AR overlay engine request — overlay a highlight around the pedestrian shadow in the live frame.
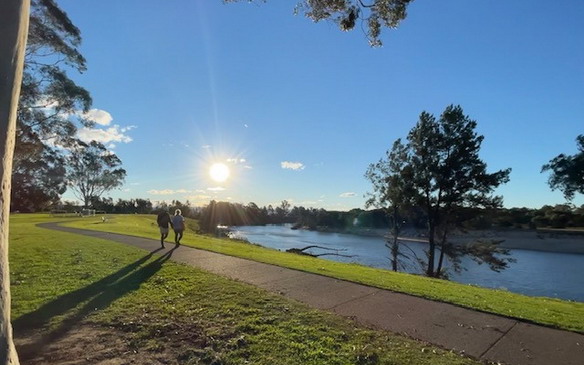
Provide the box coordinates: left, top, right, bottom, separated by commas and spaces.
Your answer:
15, 246, 178, 361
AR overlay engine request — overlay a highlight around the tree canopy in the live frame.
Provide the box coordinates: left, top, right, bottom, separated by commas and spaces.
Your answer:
542, 135, 584, 201
66, 141, 126, 208
228, 0, 413, 46
12, 0, 94, 211
367, 105, 512, 277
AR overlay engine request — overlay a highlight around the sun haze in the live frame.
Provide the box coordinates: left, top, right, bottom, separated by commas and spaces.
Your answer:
209, 163, 230, 183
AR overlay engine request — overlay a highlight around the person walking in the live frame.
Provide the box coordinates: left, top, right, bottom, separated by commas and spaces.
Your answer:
172, 209, 185, 245
156, 210, 173, 248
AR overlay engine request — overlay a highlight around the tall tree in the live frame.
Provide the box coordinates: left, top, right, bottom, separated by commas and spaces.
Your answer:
66, 141, 126, 208
0, 0, 30, 362
371, 105, 512, 278
228, 0, 413, 46
13, 0, 93, 211
365, 139, 413, 271
542, 135, 584, 201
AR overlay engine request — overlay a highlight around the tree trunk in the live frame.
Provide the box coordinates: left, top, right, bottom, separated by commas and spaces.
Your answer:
426, 223, 436, 277
0, 0, 30, 363
436, 227, 448, 277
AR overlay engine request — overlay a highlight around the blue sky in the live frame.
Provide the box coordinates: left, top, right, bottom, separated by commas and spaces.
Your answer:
58, 0, 584, 210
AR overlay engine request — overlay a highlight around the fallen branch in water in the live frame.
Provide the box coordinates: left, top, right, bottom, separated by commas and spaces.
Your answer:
286, 245, 355, 258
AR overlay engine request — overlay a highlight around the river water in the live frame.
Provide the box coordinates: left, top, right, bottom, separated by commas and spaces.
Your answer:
231, 225, 584, 302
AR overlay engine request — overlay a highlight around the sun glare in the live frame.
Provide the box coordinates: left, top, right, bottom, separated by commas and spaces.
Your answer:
210, 163, 230, 183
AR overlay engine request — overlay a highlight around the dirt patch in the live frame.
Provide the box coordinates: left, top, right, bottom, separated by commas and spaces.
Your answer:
15, 322, 213, 365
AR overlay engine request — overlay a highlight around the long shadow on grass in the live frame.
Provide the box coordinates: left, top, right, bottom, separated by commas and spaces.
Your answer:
15, 246, 178, 361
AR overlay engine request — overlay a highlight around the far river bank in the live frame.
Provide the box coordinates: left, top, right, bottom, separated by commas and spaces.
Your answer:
293, 226, 584, 255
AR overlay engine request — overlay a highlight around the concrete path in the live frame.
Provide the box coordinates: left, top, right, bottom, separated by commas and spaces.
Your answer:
40, 223, 584, 365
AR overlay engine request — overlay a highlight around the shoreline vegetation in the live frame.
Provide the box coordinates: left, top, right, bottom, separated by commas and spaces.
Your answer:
291, 224, 584, 255
59, 214, 584, 333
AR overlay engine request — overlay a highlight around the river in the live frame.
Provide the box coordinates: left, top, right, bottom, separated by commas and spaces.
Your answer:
230, 224, 584, 302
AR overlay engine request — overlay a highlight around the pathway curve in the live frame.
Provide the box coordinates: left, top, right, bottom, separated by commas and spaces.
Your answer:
39, 223, 584, 365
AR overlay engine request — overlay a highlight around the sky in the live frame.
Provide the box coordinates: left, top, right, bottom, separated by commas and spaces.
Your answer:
57, 0, 584, 210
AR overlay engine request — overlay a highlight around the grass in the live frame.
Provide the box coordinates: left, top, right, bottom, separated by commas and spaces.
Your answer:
9, 213, 478, 364
62, 213, 584, 333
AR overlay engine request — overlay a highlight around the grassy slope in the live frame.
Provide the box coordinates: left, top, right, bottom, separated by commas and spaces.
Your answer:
63, 214, 584, 333
10, 214, 478, 365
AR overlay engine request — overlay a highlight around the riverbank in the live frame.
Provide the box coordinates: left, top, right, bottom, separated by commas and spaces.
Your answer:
299, 226, 584, 255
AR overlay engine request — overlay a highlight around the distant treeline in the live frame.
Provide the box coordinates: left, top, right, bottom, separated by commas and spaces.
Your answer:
52, 197, 584, 232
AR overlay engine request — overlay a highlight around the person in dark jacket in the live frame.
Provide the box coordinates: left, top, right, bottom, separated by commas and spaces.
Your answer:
156, 210, 173, 248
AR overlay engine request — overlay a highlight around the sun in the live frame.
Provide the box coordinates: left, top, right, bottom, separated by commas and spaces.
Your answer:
209, 163, 230, 183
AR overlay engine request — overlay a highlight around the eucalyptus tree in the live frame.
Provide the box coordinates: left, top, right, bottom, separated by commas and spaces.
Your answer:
0, 1, 30, 362
66, 141, 127, 208
227, 0, 413, 46
13, 0, 93, 211
542, 135, 584, 201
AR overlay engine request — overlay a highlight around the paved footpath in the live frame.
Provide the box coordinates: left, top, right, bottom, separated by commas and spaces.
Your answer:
40, 223, 584, 365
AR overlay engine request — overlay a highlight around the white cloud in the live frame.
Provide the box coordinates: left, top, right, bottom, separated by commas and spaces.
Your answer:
227, 158, 246, 164
148, 189, 191, 195
243, 165, 253, 169
77, 125, 134, 145
340, 192, 356, 198
281, 161, 305, 170
148, 189, 175, 195
207, 187, 226, 192
83, 109, 113, 126
202, 145, 211, 149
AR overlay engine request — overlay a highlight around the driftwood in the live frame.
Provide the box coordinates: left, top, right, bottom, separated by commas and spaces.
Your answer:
286, 245, 355, 258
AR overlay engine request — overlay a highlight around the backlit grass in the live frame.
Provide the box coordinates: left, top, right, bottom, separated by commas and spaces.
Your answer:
10, 214, 477, 364
62, 213, 584, 333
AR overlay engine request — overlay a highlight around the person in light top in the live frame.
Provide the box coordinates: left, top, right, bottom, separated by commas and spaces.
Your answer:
171, 209, 185, 245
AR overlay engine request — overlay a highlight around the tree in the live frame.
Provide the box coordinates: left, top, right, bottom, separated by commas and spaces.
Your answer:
228, 0, 413, 47
542, 135, 584, 201
371, 105, 512, 278
0, 0, 30, 362
66, 141, 126, 208
12, 0, 93, 211
365, 139, 413, 271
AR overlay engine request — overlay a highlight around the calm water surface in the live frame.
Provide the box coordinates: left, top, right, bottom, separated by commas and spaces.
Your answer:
231, 224, 584, 302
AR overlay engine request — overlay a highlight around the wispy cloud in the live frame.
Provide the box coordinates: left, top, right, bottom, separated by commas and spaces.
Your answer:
207, 187, 226, 192
148, 189, 191, 195
281, 161, 305, 170
227, 158, 246, 164
339, 192, 356, 198
201, 145, 211, 149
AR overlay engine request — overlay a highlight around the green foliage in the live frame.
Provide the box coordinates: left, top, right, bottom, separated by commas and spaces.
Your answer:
542, 135, 584, 201
13, 0, 93, 211
228, 0, 413, 47
64, 214, 584, 333
367, 105, 512, 277
66, 141, 126, 207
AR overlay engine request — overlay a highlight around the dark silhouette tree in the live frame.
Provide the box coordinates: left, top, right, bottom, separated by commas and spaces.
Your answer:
365, 139, 414, 271
542, 135, 584, 201
370, 105, 512, 278
66, 141, 126, 208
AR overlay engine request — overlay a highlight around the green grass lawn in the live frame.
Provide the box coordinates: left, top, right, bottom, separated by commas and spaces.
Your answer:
61, 213, 584, 333
10, 214, 478, 364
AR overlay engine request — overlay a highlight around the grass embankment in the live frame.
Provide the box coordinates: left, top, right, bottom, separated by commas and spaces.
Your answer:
10, 214, 477, 364
63, 214, 584, 333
